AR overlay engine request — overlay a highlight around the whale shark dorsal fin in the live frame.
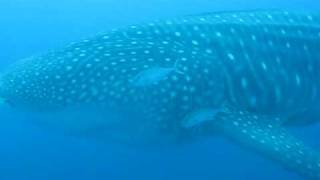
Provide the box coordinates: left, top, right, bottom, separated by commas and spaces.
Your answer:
210, 109, 320, 179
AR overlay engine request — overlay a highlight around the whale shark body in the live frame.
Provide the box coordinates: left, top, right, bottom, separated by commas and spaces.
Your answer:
0, 10, 320, 179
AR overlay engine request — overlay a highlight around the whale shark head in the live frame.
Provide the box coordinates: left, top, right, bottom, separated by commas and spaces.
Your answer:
0, 57, 61, 110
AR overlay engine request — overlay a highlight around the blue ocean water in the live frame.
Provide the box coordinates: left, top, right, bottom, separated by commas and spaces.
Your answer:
0, 0, 320, 180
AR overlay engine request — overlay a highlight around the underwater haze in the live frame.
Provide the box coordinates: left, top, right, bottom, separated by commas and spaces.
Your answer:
1, 0, 320, 180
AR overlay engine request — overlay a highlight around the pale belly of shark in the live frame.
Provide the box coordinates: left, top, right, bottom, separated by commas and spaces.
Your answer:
1, 10, 320, 179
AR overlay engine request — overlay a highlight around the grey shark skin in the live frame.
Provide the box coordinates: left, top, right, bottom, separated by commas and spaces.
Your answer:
1, 10, 320, 179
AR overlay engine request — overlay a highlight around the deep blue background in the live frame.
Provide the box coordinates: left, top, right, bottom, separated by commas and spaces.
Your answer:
0, 0, 320, 180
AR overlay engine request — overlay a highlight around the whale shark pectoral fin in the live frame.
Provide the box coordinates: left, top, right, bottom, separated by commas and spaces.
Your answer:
213, 109, 320, 179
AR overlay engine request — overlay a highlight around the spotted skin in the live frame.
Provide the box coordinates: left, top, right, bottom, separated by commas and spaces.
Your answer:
1, 10, 320, 179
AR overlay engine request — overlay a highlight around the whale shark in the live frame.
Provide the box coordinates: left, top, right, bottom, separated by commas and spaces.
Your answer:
0, 10, 320, 179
